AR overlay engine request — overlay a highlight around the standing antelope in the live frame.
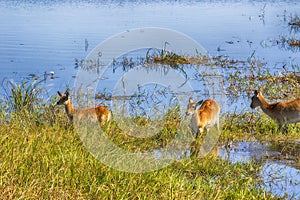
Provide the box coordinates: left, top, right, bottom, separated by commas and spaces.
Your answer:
56, 91, 111, 125
186, 98, 220, 138
250, 90, 300, 132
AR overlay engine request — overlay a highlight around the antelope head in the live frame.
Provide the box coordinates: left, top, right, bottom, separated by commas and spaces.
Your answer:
186, 97, 203, 116
250, 90, 261, 109
56, 91, 70, 106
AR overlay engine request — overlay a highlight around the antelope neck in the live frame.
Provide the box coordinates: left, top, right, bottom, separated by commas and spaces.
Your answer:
258, 94, 273, 114
194, 109, 200, 120
65, 100, 74, 118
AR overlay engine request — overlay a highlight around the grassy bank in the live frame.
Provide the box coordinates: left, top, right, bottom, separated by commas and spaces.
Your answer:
1, 86, 295, 200
1, 55, 300, 199
0, 111, 275, 199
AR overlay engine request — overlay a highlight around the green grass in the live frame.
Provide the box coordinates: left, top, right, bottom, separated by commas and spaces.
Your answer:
2, 54, 299, 199
0, 116, 275, 199
0, 86, 284, 200
221, 112, 300, 142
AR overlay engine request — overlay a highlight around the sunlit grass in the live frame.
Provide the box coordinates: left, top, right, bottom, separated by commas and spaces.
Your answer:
1, 49, 299, 199
0, 81, 285, 199
221, 112, 300, 142
0, 117, 275, 199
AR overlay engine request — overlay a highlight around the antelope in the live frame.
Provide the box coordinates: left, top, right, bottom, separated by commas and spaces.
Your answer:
186, 98, 220, 138
56, 91, 111, 125
250, 90, 300, 132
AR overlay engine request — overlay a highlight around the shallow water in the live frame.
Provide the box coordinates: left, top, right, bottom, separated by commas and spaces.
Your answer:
0, 1, 299, 97
155, 140, 300, 199
219, 141, 300, 199
1, 0, 299, 117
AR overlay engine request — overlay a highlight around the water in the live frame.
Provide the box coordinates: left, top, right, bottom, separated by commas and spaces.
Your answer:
156, 140, 300, 199
1, 0, 299, 116
1, 0, 300, 198
219, 141, 300, 199
0, 0, 299, 96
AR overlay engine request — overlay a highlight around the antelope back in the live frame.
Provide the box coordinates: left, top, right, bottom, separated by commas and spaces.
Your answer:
71, 104, 111, 124
197, 98, 220, 125
56, 90, 111, 125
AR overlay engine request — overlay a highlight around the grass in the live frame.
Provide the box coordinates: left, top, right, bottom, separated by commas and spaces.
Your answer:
0, 81, 289, 199
147, 48, 190, 68
0, 118, 275, 199
221, 112, 300, 142
1, 49, 299, 199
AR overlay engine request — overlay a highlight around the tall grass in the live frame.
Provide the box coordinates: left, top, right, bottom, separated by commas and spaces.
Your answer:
0, 80, 282, 199
3, 79, 43, 113
0, 120, 274, 199
2, 52, 299, 198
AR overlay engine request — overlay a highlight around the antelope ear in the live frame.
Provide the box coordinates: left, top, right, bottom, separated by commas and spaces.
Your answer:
57, 91, 63, 97
65, 90, 69, 97
197, 100, 203, 106
189, 97, 193, 103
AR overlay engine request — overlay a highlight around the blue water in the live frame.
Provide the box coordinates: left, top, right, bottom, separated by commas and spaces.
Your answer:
0, 0, 299, 94
219, 142, 300, 199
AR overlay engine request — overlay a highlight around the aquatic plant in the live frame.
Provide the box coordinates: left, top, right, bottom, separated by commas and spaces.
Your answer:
2, 79, 44, 113
289, 38, 300, 47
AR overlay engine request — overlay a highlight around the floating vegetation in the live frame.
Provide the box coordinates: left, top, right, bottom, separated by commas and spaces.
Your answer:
75, 48, 247, 75
262, 35, 300, 52
288, 14, 300, 33
146, 48, 190, 68
73, 46, 299, 105
227, 64, 300, 101
289, 38, 300, 47
267, 141, 300, 169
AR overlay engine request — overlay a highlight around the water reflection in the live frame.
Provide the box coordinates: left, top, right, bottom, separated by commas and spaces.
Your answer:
159, 139, 300, 199
219, 141, 300, 199
1, 0, 299, 92
261, 162, 300, 199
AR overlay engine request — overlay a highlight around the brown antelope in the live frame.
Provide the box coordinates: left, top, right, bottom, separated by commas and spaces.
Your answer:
186, 98, 220, 138
56, 91, 111, 125
250, 90, 300, 131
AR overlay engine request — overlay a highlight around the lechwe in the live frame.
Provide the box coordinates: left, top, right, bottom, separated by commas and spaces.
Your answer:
250, 90, 300, 132
56, 91, 111, 125
186, 98, 220, 138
